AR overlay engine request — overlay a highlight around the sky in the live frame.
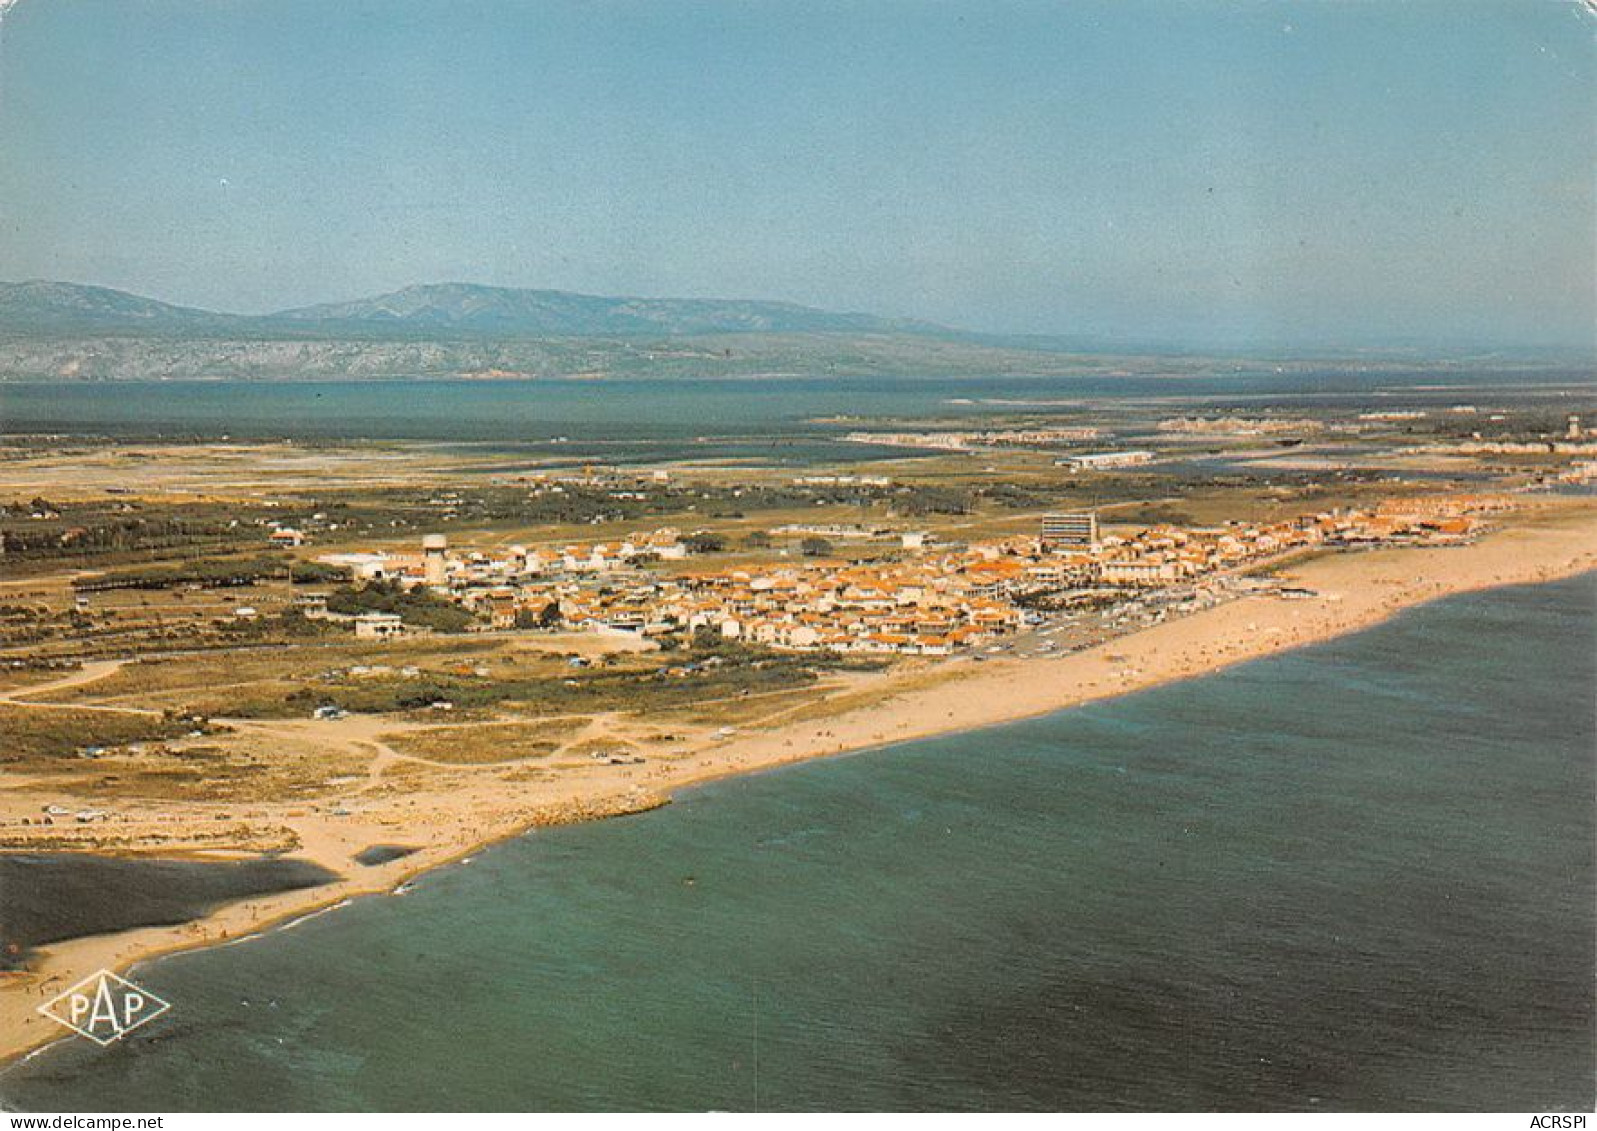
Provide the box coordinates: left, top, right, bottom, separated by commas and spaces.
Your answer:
0, 0, 1591, 351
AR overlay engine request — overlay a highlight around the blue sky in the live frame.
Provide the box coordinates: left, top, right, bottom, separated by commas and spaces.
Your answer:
0, 0, 1591, 350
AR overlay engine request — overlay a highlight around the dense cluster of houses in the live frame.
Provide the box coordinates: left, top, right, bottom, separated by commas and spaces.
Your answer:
313, 494, 1504, 655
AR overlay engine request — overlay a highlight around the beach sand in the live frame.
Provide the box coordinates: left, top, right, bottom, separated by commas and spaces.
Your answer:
2, 496, 1593, 1066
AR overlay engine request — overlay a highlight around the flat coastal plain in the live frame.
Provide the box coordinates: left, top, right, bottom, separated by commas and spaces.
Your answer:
1, 495, 1592, 1065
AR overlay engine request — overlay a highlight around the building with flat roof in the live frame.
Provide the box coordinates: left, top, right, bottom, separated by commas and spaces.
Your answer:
1055, 450, 1155, 471
354, 612, 405, 640
1041, 512, 1098, 549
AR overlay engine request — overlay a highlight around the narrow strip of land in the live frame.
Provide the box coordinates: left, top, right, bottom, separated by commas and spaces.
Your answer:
1, 501, 1592, 1068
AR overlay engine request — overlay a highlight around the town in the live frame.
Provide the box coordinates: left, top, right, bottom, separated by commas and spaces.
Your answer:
306, 493, 1508, 657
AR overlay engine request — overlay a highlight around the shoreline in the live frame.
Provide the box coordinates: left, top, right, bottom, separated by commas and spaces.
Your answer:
2, 497, 1593, 1070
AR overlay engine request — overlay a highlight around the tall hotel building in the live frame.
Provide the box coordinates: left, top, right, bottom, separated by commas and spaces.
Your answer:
1041, 512, 1098, 549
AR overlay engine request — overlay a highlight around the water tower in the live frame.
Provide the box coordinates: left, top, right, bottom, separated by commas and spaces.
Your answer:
423, 534, 448, 586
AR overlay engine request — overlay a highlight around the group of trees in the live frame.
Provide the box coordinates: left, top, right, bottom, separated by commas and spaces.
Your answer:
368, 479, 990, 536
682, 531, 728, 554
323, 580, 474, 633
0, 495, 270, 564
71, 557, 348, 592
666, 530, 834, 556
2, 515, 245, 562
512, 601, 563, 630
1, 497, 60, 517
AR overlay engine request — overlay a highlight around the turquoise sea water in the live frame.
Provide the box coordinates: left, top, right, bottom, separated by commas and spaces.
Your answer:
3, 575, 1593, 1111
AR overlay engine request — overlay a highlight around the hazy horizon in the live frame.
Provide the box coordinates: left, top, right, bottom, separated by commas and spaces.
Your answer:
1, 0, 1592, 353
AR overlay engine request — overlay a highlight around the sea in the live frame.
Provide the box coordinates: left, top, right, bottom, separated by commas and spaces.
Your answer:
5, 374, 1593, 468
2, 574, 1591, 1112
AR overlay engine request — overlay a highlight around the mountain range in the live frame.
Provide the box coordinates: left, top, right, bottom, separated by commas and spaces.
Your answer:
0, 279, 1122, 382
0, 280, 1572, 382
0, 280, 944, 338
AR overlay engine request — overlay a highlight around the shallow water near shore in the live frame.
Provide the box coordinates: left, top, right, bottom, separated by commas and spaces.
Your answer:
3, 574, 1593, 1111
0, 855, 338, 962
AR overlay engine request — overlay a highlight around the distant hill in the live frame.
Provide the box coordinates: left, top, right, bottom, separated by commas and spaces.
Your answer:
0, 281, 249, 334
270, 282, 946, 337
0, 280, 945, 338
1, 279, 1571, 382
0, 280, 1113, 380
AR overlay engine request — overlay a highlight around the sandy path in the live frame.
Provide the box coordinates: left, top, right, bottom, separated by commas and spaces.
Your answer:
0, 661, 130, 707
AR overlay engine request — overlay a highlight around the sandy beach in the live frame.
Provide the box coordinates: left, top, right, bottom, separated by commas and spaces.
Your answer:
2, 496, 1593, 1067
